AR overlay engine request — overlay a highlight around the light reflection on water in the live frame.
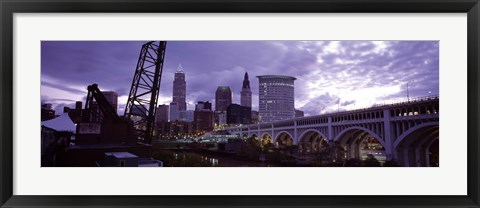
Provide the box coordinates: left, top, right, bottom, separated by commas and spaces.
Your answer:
169, 151, 277, 167
202, 156, 219, 166
173, 152, 219, 166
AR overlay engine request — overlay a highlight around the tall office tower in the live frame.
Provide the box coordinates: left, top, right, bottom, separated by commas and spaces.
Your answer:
101, 91, 118, 112
215, 86, 232, 112
172, 64, 187, 111
240, 72, 252, 108
257, 75, 296, 123
169, 102, 179, 122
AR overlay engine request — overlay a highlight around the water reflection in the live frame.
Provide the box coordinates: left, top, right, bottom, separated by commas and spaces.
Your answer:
171, 152, 219, 167
202, 156, 219, 166
165, 151, 274, 167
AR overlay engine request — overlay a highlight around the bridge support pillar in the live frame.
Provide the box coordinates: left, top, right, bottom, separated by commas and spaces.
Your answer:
349, 142, 356, 159
383, 109, 394, 161
257, 125, 260, 141
294, 120, 298, 144
327, 116, 333, 141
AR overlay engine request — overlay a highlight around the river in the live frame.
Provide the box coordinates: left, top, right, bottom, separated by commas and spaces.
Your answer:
152, 149, 279, 167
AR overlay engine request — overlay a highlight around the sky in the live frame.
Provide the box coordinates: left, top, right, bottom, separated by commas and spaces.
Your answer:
41, 41, 439, 116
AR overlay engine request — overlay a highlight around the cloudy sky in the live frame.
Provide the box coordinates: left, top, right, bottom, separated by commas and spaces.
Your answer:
41, 41, 439, 116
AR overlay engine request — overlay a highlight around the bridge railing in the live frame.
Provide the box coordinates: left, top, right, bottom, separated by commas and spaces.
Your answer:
328, 95, 439, 115
224, 95, 439, 131
380, 95, 439, 107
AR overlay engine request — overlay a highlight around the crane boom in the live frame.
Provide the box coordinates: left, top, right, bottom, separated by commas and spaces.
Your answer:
84, 84, 120, 122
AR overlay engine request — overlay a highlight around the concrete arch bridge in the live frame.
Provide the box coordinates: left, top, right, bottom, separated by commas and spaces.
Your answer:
225, 96, 439, 167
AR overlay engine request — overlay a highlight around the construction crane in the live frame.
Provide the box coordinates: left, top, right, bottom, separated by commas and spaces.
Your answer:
76, 41, 167, 145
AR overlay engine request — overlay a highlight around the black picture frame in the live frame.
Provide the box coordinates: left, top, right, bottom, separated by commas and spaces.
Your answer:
1, 0, 479, 207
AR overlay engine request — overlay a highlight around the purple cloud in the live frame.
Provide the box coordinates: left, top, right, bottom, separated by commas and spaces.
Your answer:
41, 41, 439, 116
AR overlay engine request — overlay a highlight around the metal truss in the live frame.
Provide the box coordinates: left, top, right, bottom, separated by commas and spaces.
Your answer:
124, 41, 167, 144
84, 84, 120, 123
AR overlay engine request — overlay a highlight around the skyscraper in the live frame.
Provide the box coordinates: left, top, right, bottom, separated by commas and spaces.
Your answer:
172, 64, 187, 111
240, 72, 252, 108
215, 86, 232, 112
169, 102, 179, 122
257, 75, 296, 123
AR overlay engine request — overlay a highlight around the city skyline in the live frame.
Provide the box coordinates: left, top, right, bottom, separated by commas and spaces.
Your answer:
41, 41, 439, 116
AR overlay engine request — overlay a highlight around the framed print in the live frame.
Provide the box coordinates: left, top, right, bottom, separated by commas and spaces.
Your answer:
1, 0, 479, 207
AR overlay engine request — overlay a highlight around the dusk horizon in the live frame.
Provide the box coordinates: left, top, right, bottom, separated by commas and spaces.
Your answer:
41, 40, 439, 116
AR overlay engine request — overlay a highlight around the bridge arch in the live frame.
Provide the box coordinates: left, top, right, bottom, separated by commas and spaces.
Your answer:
393, 121, 439, 167
298, 129, 328, 144
393, 121, 439, 149
334, 126, 385, 148
334, 126, 386, 163
274, 131, 294, 148
259, 132, 273, 147
260, 132, 272, 139
298, 129, 328, 154
274, 131, 293, 143
242, 133, 248, 140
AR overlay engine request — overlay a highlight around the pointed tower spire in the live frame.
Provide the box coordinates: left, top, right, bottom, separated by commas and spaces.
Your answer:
240, 71, 252, 108
176, 64, 184, 73
242, 72, 250, 89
